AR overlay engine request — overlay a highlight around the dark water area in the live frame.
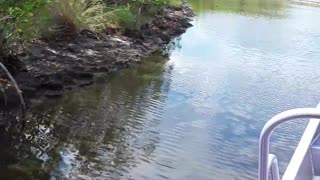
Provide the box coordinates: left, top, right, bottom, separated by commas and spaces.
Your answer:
2, 0, 320, 179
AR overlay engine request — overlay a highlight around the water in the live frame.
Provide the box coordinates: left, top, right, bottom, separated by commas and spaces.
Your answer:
2, 1, 320, 179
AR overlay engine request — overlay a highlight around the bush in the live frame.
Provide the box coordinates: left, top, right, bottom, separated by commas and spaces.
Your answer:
0, 1, 42, 111
0, 0, 49, 50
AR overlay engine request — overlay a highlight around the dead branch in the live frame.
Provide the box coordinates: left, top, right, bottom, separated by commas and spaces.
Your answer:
0, 61, 26, 114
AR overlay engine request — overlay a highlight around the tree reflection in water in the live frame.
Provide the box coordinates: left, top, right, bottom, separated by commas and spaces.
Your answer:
187, 0, 287, 17
0, 52, 174, 179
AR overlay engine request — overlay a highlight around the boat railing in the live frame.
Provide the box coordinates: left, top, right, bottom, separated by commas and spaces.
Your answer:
258, 107, 320, 180
268, 154, 280, 180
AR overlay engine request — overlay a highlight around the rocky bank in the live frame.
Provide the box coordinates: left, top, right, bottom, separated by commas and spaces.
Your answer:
0, 3, 193, 125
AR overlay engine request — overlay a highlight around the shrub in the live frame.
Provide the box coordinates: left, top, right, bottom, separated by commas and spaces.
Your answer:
0, 1, 43, 111
0, 0, 49, 49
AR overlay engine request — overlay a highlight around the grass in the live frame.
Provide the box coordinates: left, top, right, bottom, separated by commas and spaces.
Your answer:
1, 0, 183, 42
169, 0, 184, 8
47, 0, 183, 34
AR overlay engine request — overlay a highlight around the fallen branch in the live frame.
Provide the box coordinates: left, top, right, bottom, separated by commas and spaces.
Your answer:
0, 61, 26, 115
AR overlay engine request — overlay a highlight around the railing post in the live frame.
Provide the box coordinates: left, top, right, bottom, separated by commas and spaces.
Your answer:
258, 108, 320, 180
269, 154, 280, 180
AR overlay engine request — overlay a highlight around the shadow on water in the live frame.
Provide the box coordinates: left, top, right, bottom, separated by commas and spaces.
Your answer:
0, 53, 174, 179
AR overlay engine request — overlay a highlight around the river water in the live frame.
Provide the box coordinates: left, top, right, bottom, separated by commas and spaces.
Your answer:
2, 0, 320, 179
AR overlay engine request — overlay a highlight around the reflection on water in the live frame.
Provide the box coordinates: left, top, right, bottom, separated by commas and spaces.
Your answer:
187, 0, 287, 16
2, 1, 320, 180
0, 54, 173, 179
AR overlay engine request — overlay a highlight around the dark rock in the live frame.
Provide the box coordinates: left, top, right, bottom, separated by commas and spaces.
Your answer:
114, 60, 130, 68
67, 44, 82, 53
89, 66, 109, 72
2, 4, 194, 119
78, 38, 98, 48
20, 87, 37, 96
67, 71, 94, 80
45, 90, 63, 98
41, 81, 63, 91
78, 79, 94, 87
170, 27, 186, 36
30, 47, 45, 59
1, 55, 27, 75
62, 75, 75, 84
71, 65, 86, 71
0, 87, 22, 108
158, 32, 171, 43
80, 29, 99, 39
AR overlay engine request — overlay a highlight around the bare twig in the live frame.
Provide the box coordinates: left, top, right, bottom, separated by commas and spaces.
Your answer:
0, 61, 26, 114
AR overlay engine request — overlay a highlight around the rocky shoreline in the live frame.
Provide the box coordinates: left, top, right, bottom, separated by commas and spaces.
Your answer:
0, 4, 193, 120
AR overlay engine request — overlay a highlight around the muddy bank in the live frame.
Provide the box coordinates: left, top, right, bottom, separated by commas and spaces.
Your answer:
0, 4, 193, 121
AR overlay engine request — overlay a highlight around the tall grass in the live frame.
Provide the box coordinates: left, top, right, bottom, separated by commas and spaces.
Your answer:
48, 0, 135, 33
1, 0, 183, 40
48, 0, 182, 34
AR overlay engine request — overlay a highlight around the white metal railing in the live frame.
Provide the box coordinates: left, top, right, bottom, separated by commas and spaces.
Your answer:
258, 108, 320, 180
282, 117, 320, 180
268, 154, 280, 180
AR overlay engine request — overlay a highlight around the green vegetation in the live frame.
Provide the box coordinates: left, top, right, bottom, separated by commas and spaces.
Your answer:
0, 0, 48, 53
0, 0, 45, 112
0, 0, 182, 50
0, 0, 183, 58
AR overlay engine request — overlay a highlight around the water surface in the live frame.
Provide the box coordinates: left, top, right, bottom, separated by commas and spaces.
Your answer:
2, 0, 320, 179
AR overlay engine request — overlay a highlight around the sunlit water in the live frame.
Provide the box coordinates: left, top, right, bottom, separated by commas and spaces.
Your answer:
2, 1, 320, 180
